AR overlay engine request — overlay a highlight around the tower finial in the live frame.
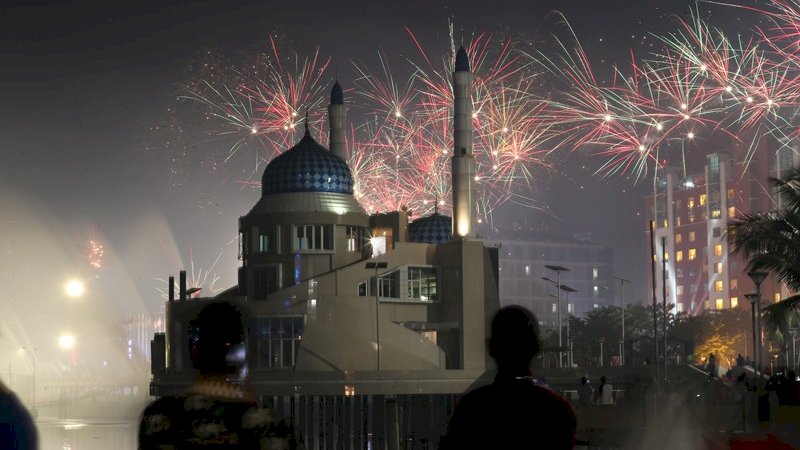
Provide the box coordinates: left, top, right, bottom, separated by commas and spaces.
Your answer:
304, 110, 309, 136
455, 46, 470, 72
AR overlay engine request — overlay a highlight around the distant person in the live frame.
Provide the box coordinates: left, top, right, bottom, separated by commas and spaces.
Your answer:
139, 301, 295, 449
0, 379, 37, 450
707, 353, 717, 379
597, 376, 614, 406
737, 353, 745, 367
440, 305, 576, 449
579, 377, 594, 407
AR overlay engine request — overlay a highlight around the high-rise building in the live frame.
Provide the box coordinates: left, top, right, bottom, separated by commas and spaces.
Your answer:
644, 139, 794, 315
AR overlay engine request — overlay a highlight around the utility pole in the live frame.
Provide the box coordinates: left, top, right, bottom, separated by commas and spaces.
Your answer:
613, 276, 631, 366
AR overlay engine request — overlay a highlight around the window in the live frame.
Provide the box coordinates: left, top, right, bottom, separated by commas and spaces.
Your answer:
715, 298, 724, 310
294, 225, 333, 251
731, 297, 738, 308
592, 267, 598, 279
677, 285, 684, 296
689, 268, 697, 278
407, 266, 438, 302
676, 233, 683, 244
728, 206, 736, 217
714, 244, 723, 257
713, 227, 721, 238
727, 188, 735, 200
730, 278, 737, 290
688, 197, 695, 208
775, 292, 782, 302
712, 209, 721, 219
676, 267, 684, 278
699, 194, 707, 206
552, 303, 557, 313
663, 252, 669, 261
715, 263, 723, 274
715, 280, 724, 292
526, 265, 531, 276
688, 211, 696, 223
256, 316, 304, 369
688, 249, 697, 261
689, 231, 696, 242
358, 281, 367, 297
677, 302, 684, 313
346, 226, 362, 253
254, 266, 278, 300
568, 303, 574, 313
676, 251, 683, 262
259, 234, 270, 253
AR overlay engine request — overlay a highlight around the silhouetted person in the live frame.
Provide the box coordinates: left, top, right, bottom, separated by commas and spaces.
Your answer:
579, 376, 594, 407
737, 353, 745, 367
139, 301, 295, 449
707, 353, 717, 380
440, 305, 576, 449
597, 376, 614, 406
0, 380, 37, 450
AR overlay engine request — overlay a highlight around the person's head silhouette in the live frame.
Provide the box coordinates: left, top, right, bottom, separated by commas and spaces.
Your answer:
188, 301, 247, 377
488, 305, 540, 377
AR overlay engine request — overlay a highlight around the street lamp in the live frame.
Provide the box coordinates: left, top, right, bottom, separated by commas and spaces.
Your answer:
544, 265, 570, 368
21, 347, 36, 418
365, 261, 388, 374
64, 279, 85, 298
747, 271, 767, 374
560, 285, 577, 367
613, 276, 631, 366
745, 293, 758, 371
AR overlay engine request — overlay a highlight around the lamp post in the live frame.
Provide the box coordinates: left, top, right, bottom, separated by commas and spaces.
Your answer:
544, 265, 570, 368
789, 328, 798, 373
366, 261, 388, 375
745, 293, 757, 370
21, 347, 36, 418
560, 285, 577, 367
747, 271, 767, 374
613, 276, 631, 366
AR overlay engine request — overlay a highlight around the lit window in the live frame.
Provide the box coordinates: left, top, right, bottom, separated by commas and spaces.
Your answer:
346, 226, 362, 253
407, 266, 438, 302
699, 194, 707, 206
568, 303, 574, 313
676, 251, 683, 262
715, 298, 724, 310
714, 244, 723, 257
688, 211, 696, 223
712, 209, 721, 218
715, 280, 724, 292
731, 297, 738, 308
525, 265, 531, 276
259, 234, 270, 253
593, 267, 598, 279
676, 233, 683, 244
677, 302, 684, 312
689, 231, 696, 242
727, 188, 735, 200
294, 225, 333, 251
344, 385, 356, 397
775, 292, 782, 302
715, 263, 723, 274
676, 285, 684, 296
593, 304, 599, 309
688, 249, 697, 260
663, 252, 669, 261
728, 206, 736, 217
552, 303, 557, 313
688, 197, 695, 208
730, 278, 737, 290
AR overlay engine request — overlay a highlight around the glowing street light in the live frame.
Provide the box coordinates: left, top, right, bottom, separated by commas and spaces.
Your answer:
59, 334, 76, 350
64, 279, 85, 298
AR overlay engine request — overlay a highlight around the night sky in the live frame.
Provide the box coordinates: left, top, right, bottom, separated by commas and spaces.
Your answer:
1, 0, 756, 309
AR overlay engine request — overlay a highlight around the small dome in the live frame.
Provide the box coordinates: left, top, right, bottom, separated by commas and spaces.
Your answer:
408, 213, 452, 244
455, 46, 470, 72
331, 81, 344, 105
262, 129, 354, 195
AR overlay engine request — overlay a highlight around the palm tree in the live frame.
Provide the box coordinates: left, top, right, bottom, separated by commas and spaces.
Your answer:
726, 167, 800, 343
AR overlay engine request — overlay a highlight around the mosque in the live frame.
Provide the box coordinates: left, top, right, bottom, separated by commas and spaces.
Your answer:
149, 47, 501, 449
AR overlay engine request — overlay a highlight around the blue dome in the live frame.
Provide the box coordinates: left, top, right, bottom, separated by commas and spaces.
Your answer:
262, 129, 354, 195
408, 213, 452, 244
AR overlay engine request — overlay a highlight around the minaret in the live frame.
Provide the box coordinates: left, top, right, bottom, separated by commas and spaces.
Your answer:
328, 81, 346, 160
451, 46, 476, 237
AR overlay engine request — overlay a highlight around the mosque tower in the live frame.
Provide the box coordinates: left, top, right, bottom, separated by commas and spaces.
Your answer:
328, 81, 346, 160
451, 46, 476, 238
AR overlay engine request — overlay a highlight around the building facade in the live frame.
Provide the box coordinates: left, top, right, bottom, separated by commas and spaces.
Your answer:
150, 48, 501, 450
645, 140, 795, 315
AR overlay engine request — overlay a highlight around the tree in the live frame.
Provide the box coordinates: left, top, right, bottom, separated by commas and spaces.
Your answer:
727, 167, 800, 345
